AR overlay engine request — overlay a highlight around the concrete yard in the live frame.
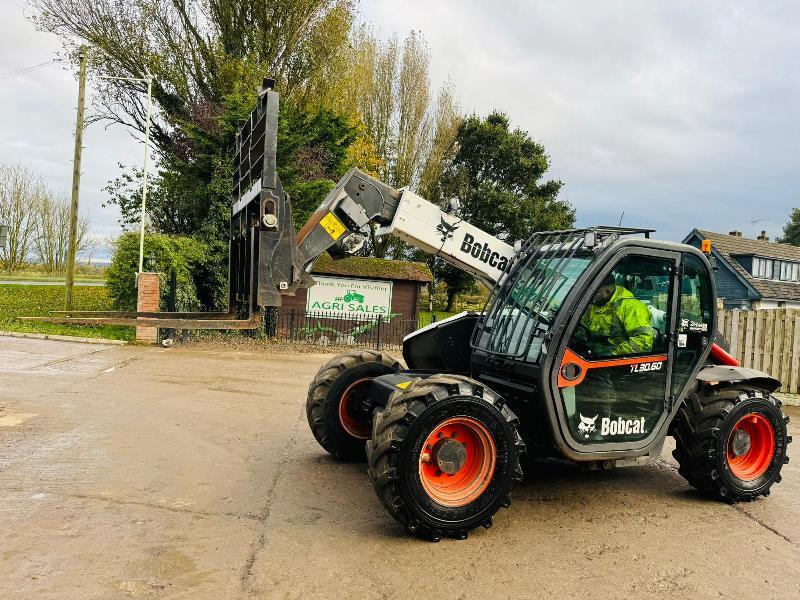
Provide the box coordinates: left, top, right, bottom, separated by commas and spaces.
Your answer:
1, 336, 798, 599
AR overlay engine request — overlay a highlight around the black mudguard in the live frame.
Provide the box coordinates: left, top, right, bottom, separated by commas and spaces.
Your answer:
696, 364, 781, 394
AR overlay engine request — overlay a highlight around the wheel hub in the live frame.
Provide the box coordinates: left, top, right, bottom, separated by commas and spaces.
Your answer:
730, 429, 751, 457
726, 413, 776, 481
338, 378, 374, 439
418, 416, 497, 508
433, 438, 467, 474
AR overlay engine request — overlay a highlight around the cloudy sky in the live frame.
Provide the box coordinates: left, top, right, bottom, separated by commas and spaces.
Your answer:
1, 1, 798, 246
0, 2, 141, 253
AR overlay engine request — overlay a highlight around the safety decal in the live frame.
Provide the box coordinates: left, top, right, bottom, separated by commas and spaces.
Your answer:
681, 318, 708, 332
320, 212, 346, 240
395, 381, 412, 389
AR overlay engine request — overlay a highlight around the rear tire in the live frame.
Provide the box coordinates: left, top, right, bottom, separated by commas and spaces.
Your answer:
306, 350, 400, 461
671, 386, 791, 501
366, 374, 524, 540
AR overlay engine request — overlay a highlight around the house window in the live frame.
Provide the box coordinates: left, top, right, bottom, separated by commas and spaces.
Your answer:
753, 257, 774, 279
778, 261, 800, 282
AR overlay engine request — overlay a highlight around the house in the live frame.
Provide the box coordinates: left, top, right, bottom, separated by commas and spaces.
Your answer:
683, 229, 800, 309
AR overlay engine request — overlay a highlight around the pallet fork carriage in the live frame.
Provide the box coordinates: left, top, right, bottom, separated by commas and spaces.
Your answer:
22, 80, 790, 541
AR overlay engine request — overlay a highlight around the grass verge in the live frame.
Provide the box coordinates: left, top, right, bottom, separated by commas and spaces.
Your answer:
418, 309, 458, 326
0, 284, 133, 341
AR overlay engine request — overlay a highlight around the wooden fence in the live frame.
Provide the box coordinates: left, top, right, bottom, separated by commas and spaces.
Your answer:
718, 309, 800, 393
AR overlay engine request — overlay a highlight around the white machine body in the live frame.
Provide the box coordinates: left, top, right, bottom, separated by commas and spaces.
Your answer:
377, 190, 516, 286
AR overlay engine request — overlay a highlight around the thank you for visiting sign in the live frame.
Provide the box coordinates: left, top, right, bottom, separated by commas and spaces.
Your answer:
306, 276, 393, 318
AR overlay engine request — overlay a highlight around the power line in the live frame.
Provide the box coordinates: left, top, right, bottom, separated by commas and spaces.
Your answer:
0, 59, 57, 81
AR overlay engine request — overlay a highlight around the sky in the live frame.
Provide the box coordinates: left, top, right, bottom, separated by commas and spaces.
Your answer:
0, 2, 142, 256
1, 1, 798, 247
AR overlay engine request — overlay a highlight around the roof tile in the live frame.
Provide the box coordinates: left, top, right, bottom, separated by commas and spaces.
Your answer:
311, 254, 433, 283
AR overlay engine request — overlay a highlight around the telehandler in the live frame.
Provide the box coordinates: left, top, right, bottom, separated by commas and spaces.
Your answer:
33, 80, 791, 541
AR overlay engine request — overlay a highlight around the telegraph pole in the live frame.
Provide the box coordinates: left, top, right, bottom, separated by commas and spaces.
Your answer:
65, 45, 88, 310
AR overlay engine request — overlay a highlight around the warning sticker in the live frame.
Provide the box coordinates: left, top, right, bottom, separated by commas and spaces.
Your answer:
395, 380, 412, 389
320, 212, 346, 240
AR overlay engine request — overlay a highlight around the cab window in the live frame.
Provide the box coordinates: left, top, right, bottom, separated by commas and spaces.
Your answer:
569, 255, 673, 359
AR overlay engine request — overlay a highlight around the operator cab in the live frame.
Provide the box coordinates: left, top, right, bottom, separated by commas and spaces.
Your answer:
471, 227, 716, 458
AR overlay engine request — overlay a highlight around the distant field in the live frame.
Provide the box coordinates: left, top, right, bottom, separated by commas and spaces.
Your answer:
0, 271, 105, 283
0, 284, 132, 341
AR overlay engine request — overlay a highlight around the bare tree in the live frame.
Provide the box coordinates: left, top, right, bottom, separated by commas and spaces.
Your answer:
0, 164, 45, 272
32, 191, 92, 273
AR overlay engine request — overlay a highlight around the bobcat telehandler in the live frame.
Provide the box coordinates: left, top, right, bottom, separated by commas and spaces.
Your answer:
33, 80, 791, 541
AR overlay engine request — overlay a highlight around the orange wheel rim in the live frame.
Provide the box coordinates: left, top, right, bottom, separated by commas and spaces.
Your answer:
418, 416, 496, 507
338, 378, 373, 439
726, 413, 775, 481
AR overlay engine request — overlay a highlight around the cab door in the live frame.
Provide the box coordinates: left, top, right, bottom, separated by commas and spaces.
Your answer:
671, 252, 715, 399
556, 250, 679, 448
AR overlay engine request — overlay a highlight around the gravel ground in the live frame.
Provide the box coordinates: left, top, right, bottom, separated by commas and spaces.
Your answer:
1, 336, 798, 599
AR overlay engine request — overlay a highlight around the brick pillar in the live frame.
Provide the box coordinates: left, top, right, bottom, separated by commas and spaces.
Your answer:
136, 272, 160, 343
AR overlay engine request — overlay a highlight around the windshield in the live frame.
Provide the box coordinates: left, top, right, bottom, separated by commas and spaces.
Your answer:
474, 254, 592, 361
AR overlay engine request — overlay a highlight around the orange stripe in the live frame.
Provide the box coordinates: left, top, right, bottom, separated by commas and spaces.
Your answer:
558, 348, 669, 388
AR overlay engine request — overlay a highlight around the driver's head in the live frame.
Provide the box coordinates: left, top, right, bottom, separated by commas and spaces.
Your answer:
592, 274, 616, 306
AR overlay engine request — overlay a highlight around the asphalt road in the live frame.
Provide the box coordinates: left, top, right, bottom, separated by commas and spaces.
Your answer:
1, 337, 798, 599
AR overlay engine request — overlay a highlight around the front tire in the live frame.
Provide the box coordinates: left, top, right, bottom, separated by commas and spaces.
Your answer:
671, 386, 791, 501
306, 350, 400, 461
366, 374, 525, 540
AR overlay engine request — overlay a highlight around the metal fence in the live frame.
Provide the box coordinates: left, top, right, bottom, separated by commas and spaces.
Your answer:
264, 310, 442, 351
719, 308, 800, 393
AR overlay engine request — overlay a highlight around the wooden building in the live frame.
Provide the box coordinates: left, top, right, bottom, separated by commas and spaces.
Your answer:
278, 254, 433, 320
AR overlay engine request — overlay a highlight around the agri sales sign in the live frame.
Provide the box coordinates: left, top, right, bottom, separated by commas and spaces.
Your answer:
306, 276, 393, 319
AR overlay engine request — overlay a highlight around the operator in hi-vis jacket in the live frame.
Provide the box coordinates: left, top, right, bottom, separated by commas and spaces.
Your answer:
580, 274, 655, 357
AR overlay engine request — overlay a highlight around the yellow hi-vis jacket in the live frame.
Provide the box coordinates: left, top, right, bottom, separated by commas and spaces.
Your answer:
581, 286, 654, 356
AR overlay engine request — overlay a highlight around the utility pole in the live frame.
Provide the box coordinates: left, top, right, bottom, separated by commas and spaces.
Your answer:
65, 45, 88, 310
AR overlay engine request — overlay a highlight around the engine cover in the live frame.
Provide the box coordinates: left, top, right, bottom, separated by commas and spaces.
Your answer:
402, 312, 481, 373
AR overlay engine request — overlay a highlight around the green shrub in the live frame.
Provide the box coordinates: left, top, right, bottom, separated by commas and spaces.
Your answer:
106, 232, 208, 311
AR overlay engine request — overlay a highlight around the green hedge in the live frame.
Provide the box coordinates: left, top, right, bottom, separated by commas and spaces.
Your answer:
106, 232, 208, 311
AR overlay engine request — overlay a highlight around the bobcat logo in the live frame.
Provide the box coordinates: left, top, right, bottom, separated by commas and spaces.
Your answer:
578, 414, 598, 438
437, 216, 459, 243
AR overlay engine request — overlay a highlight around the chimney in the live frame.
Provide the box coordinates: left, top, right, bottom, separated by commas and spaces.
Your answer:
757, 230, 770, 242
728, 230, 742, 237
